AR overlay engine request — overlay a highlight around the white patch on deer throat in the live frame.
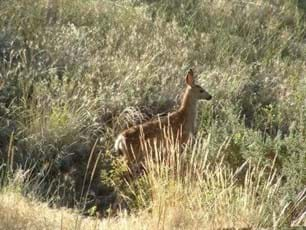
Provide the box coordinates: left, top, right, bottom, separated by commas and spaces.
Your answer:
185, 102, 198, 136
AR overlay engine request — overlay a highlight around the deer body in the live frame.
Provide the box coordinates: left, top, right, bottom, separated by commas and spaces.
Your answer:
115, 69, 212, 165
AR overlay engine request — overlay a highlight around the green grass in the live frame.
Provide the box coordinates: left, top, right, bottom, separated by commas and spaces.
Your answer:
0, 0, 305, 228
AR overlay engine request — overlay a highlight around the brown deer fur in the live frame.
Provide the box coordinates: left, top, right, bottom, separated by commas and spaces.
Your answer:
115, 69, 212, 166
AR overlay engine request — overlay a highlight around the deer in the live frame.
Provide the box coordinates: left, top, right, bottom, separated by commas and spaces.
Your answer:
115, 69, 212, 169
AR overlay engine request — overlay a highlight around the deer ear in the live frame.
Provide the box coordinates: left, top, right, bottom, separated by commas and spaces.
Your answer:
185, 69, 194, 86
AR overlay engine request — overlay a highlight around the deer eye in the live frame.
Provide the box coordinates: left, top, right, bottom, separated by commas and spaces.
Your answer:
200, 90, 204, 93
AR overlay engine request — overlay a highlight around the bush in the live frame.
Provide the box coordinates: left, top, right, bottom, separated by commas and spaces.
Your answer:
0, 0, 305, 227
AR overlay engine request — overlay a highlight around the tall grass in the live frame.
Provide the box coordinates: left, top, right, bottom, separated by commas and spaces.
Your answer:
0, 0, 305, 228
0, 134, 305, 229
121, 132, 306, 228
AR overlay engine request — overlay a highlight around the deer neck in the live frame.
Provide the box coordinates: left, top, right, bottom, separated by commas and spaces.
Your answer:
179, 87, 198, 134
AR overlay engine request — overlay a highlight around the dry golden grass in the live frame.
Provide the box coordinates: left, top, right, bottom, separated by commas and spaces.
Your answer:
0, 190, 269, 230
0, 190, 100, 230
1, 183, 305, 229
1, 134, 305, 229
1, 160, 305, 230
0, 0, 305, 229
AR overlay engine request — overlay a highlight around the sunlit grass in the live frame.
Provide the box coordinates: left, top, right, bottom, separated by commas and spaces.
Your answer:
121, 133, 306, 229
0, 0, 305, 228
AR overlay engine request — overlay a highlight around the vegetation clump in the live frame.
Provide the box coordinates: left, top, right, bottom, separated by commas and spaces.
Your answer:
0, 0, 305, 228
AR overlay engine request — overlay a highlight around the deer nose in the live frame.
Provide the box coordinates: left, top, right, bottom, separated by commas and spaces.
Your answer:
207, 95, 212, 100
